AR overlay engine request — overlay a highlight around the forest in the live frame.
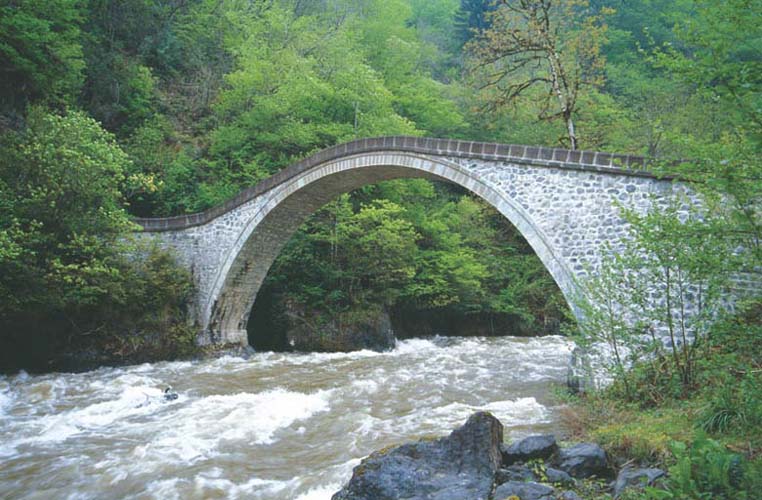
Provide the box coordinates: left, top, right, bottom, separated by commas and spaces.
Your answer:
2, 0, 757, 367
0, 0, 761, 496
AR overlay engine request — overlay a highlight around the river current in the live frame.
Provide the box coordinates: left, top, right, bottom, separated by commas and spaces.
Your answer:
0, 335, 573, 500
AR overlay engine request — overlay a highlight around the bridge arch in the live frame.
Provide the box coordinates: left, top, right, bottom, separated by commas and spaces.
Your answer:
138, 136, 681, 347
204, 152, 578, 344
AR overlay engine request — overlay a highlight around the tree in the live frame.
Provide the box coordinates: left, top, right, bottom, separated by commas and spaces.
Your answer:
0, 0, 85, 117
577, 197, 735, 396
454, 0, 496, 47
264, 195, 419, 321
467, 0, 611, 149
0, 108, 195, 370
651, 0, 762, 134
210, 2, 416, 175
0, 108, 135, 316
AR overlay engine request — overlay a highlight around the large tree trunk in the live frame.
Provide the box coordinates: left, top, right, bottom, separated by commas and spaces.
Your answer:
566, 114, 577, 150
547, 52, 578, 150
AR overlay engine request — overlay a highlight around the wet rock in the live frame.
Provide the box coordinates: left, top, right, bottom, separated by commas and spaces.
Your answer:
332, 412, 503, 500
556, 443, 609, 478
200, 343, 257, 360
288, 310, 396, 352
495, 464, 536, 484
613, 466, 666, 497
545, 467, 574, 485
502, 434, 558, 465
163, 386, 179, 401
493, 481, 555, 500
566, 346, 593, 394
558, 491, 582, 500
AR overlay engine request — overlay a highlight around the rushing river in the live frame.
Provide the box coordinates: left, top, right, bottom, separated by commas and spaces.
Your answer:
0, 335, 573, 500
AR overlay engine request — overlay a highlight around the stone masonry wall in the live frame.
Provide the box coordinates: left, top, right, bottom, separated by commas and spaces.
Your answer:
136, 137, 700, 346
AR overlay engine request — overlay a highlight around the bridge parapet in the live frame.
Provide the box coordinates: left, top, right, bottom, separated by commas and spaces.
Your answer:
135, 136, 659, 232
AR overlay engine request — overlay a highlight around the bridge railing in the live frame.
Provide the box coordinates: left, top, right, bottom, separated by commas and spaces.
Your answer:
134, 136, 657, 232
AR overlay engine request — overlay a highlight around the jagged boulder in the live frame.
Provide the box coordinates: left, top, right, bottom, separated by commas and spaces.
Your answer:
493, 481, 555, 500
287, 309, 395, 352
556, 443, 610, 478
332, 412, 503, 500
501, 434, 558, 465
613, 466, 666, 497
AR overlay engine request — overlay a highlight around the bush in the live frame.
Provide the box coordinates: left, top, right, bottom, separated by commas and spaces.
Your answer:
0, 109, 197, 372
698, 375, 761, 435
695, 300, 762, 436
94, 242, 197, 361
644, 434, 749, 499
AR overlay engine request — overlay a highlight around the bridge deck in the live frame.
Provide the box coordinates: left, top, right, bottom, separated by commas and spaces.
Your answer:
135, 136, 660, 232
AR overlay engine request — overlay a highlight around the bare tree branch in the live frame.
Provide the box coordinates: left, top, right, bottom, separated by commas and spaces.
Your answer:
467, 0, 609, 150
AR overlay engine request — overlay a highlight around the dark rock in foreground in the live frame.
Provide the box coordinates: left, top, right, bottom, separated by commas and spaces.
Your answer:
495, 464, 536, 483
501, 434, 558, 465
493, 480, 555, 500
545, 466, 574, 485
613, 466, 666, 497
558, 491, 583, 500
333, 414, 653, 500
556, 443, 610, 478
332, 412, 503, 500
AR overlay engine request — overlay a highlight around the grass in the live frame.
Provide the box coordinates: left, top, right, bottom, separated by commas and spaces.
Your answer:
554, 299, 762, 498
590, 405, 696, 464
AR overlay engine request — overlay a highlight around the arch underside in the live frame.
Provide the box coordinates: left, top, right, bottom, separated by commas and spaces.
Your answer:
205, 153, 579, 345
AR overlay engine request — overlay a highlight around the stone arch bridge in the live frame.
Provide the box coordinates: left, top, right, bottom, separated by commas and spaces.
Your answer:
136, 136, 685, 346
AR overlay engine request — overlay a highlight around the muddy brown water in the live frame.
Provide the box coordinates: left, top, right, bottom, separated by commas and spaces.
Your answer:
0, 335, 573, 499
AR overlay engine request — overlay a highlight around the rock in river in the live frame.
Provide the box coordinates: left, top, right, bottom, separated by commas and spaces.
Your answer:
287, 309, 396, 352
332, 412, 503, 500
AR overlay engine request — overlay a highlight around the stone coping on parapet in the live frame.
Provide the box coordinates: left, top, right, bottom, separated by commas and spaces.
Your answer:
134, 136, 670, 232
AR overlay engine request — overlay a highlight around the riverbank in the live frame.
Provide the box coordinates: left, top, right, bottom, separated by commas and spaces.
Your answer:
331, 298, 762, 499
556, 300, 762, 499
332, 411, 667, 499
331, 303, 762, 499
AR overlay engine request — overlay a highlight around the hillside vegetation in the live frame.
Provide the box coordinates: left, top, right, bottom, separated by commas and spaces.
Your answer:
0, 0, 760, 459
1, 1, 760, 496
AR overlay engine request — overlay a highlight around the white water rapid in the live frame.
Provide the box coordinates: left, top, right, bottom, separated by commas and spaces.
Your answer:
0, 335, 573, 499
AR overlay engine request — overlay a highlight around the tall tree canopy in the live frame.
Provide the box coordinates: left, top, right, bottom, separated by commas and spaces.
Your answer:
0, 0, 758, 368
467, 0, 611, 149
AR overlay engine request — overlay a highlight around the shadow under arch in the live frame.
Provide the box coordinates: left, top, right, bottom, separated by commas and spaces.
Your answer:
205, 152, 580, 344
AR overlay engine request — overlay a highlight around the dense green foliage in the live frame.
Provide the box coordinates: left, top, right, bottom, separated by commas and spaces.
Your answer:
0, 0, 84, 115
0, 1, 760, 496
258, 181, 567, 343
0, 0, 758, 385
0, 108, 133, 313
0, 108, 195, 370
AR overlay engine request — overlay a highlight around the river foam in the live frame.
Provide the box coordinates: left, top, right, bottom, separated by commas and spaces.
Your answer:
0, 335, 572, 499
